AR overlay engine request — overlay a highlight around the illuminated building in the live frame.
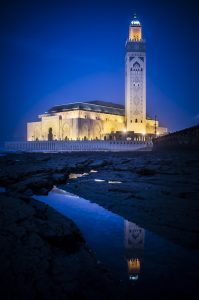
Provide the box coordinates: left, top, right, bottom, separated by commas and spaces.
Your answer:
27, 15, 167, 141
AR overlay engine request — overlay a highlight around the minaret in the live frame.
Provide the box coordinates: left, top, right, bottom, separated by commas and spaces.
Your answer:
125, 14, 146, 134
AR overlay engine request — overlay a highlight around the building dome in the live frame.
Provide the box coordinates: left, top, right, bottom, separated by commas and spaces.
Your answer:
131, 14, 141, 26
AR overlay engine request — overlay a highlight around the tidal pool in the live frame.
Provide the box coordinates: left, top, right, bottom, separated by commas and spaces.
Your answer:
34, 187, 198, 298
0, 187, 6, 193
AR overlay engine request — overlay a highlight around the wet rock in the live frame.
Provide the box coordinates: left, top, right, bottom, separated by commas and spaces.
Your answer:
51, 172, 68, 183
36, 187, 49, 195
89, 159, 110, 168
41, 231, 84, 254
136, 167, 157, 176
24, 188, 33, 196
0, 194, 123, 300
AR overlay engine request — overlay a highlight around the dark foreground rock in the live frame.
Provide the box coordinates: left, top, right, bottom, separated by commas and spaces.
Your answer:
0, 151, 199, 299
0, 193, 124, 300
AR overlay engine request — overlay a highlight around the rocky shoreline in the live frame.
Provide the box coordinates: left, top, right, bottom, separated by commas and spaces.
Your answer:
0, 153, 128, 300
0, 151, 199, 299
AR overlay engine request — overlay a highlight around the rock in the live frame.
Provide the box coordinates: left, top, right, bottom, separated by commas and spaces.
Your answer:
51, 172, 68, 183
24, 188, 33, 196
0, 194, 123, 300
89, 159, 109, 168
136, 167, 156, 176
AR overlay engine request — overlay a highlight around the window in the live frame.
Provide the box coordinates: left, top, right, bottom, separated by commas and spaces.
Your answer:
135, 119, 138, 123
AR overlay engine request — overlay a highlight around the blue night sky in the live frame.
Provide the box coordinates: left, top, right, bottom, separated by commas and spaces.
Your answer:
1, 0, 199, 142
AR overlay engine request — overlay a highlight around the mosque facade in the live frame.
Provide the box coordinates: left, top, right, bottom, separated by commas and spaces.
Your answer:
27, 15, 167, 141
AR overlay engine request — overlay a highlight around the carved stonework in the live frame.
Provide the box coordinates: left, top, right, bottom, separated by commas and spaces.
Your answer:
133, 96, 140, 105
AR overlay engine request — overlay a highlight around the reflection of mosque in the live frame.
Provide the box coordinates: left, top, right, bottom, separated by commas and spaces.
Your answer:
124, 220, 145, 280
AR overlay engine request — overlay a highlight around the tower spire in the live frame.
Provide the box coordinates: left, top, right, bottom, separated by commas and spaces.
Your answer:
129, 14, 142, 40
125, 15, 146, 134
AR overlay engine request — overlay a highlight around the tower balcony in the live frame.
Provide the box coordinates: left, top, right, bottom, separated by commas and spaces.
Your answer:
125, 39, 146, 53
125, 38, 146, 45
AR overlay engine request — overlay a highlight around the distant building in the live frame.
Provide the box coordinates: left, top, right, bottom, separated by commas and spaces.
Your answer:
27, 15, 167, 141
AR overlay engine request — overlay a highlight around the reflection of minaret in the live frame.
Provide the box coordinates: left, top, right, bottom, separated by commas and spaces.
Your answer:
124, 220, 145, 281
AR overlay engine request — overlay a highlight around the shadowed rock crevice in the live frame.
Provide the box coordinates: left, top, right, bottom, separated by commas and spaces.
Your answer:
40, 231, 85, 254
0, 193, 125, 300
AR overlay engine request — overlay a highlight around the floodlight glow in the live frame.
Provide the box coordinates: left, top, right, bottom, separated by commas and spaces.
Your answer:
131, 20, 141, 26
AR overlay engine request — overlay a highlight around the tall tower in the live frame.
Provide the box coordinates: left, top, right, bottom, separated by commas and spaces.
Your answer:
125, 15, 146, 133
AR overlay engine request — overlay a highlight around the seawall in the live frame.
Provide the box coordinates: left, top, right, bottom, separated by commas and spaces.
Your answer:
4, 140, 152, 152
153, 125, 199, 151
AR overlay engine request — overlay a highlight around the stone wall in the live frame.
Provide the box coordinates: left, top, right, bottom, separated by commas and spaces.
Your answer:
27, 110, 124, 141
5, 140, 152, 152
153, 125, 199, 150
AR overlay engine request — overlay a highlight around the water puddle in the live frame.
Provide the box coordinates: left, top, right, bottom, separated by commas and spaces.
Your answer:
69, 173, 89, 179
69, 170, 98, 180
94, 179, 105, 182
108, 180, 122, 184
0, 187, 6, 193
34, 187, 198, 297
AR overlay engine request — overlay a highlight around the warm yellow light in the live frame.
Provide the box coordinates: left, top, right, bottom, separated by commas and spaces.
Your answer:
123, 128, 127, 133
127, 258, 140, 274
129, 27, 142, 41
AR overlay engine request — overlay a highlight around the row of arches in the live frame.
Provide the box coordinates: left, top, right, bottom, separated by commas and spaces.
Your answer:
30, 119, 123, 141
32, 123, 103, 141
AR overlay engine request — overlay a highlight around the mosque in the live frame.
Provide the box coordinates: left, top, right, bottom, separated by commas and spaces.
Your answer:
27, 15, 167, 142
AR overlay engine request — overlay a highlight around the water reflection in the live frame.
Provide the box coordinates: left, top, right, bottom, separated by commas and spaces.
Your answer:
94, 179, 105, 182
0, 187, 6, 193
69, 170, 98, 179
34, 187, 199, 297
108, 180, 122, 184
69, 173, 89, 179
124, 221, 145, 280
34, 187, 145, 282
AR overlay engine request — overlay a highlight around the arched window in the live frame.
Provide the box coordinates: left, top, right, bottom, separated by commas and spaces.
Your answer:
48, 128, 53, 141
135, 119, 138, 123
